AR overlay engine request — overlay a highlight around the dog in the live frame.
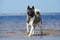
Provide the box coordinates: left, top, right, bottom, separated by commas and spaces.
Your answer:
26, 6, 43, 37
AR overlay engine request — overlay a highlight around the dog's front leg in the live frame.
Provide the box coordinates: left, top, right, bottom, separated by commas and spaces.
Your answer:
27, 23, 30, 34
32, 25, 35, 35
28, 24, 34, 37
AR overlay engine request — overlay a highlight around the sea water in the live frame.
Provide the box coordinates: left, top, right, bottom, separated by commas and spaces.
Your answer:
0, 13, 60, 40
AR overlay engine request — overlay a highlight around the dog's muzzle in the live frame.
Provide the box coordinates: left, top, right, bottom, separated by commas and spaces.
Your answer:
28, 13, 35, 18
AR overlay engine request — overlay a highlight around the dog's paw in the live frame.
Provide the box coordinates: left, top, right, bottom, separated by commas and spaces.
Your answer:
28, 35, 31, 37
27, 34, 32, 37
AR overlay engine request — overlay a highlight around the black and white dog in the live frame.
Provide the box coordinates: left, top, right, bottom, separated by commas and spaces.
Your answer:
26, 6, 43, 37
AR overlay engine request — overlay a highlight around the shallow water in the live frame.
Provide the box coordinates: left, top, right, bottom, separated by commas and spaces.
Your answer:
0, 36, 60, 40
0, 14, 60, 40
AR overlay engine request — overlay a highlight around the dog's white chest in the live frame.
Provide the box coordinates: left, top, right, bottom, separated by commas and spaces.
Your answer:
29, 17, 35, 25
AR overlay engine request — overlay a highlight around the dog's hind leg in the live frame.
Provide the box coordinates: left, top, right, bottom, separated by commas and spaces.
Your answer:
38, 22, 43, 35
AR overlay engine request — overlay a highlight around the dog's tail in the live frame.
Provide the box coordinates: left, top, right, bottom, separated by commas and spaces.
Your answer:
36, 11, 42, 24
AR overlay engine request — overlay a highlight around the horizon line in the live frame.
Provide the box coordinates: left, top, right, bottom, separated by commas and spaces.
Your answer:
0, 13, 60, 16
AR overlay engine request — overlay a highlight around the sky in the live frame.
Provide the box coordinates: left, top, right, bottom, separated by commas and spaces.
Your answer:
0, 0, 60, 14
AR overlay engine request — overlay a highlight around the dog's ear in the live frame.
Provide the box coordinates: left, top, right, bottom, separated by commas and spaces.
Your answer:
32, 6, 34, 9
27, 6, 30, 9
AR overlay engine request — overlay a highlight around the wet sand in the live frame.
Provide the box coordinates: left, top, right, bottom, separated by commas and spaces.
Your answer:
0, 29, 60, 38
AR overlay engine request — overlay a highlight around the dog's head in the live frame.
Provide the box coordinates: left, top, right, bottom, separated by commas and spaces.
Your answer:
27, 6, 35, 17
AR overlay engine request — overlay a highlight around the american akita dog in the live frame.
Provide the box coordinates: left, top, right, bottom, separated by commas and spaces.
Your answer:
26, 6, 43, 37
